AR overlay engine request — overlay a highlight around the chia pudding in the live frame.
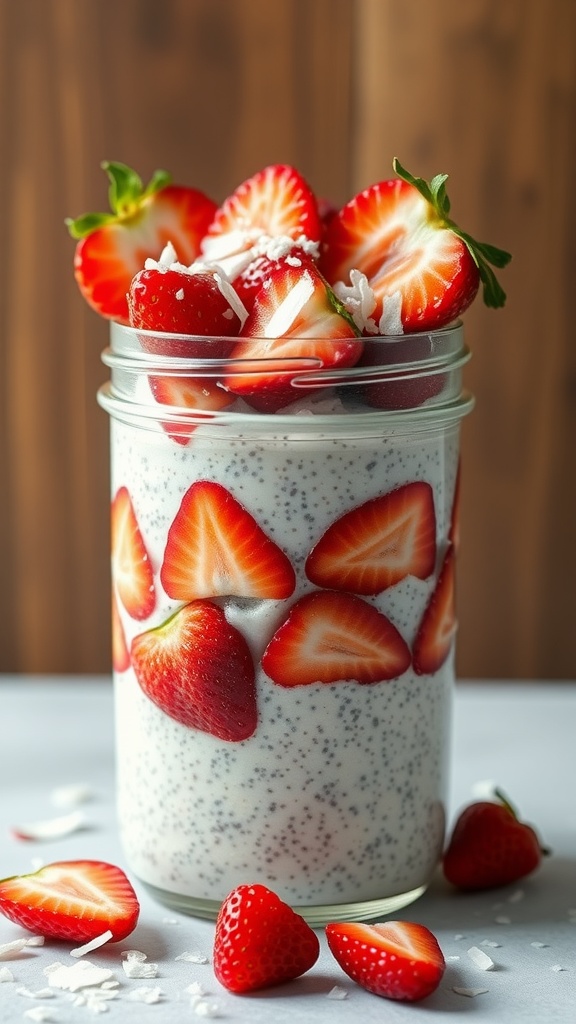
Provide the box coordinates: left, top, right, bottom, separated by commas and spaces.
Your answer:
105, 380, 464, 921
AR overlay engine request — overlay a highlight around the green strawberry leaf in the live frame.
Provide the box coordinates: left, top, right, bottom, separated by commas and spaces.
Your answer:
393, 157, 512, 309
65, 161, 172, 239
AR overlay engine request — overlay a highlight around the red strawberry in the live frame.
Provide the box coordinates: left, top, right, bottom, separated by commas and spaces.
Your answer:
326, 920, 445, 1002
111, 486, 155, 620
67, 161, 216, 323
443, 789, 546, 890
305, 481, 436, 594
0, 860, 139, 943
357, 333, 448, 410
261, 591, 411, 686
130, 601, 257, 741
111, 588, 130, 672
449, 460, 461, 550
147, 373, 235, 446
321, 158, 511, 334
232, 242, 318, 312
204, 163, 322, 248
213, 883, 320, 993
128, 266, 241, 357
224, 261, 363, 412
412, 545, 456, 674
160, 480, 295, 600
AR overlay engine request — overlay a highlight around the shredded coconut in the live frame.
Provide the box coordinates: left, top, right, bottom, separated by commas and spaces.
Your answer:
45, 960, 115, 992
16, 986, 55, 1000
333, 269, 376, 333
193, 999, 222, 1018
122, 959, 158, 979
12, 810, 87, 841
186, 981, 207, 996
0, 966, 15, 981
126, 986, 164, 1003
326, 985, 348, 999
120, 949, 147, 961
377, 290, 404, 335
530, 941, 549, 948
213, 272, 248, 328
0, 937, 44, 960
467, 946, 495, 970
551, 964, 567, 971
175, 950, 209, 964
264, 269, 315, 337
480, 940, 501, 948
23, 1009, 55, 1022
452, 986, 489, 997
70, 930, 113, 958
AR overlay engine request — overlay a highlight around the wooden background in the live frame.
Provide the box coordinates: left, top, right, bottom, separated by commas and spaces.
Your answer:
0, 0, 574, 679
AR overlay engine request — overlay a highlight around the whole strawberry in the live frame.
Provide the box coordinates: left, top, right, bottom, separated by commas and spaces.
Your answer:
443, 789, 546, 890
213, 883, 319, 993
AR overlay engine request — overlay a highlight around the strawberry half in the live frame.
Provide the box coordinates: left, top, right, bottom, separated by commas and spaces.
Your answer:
261, 590, 411, 686
412, 544, 456, 674
305, 481, 436, 594
224, 261, 363, 412
147, 374, 235, 446
443, 789, 546, 890
128, 265, 241, 357
204, 163, 322, 248
213, 883, 320, 993
0, 860, 139, 943
111, 486, 155, 621
67, 162, 216, 323
326, 920, 445, 1002
160, 480, 295, 600
232, 242, 318, 312
130, 600, 257, 741
321, 158, 511, 334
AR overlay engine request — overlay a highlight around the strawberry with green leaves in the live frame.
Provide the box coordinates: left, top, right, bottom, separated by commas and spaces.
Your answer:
0, 860, 139, 943
67, 162, 216, 323
213, 883, 320, 993
321, 158, 511, 335
326, 919, 445, 1002
224, 259, 363, 412
443, 788, 547, 890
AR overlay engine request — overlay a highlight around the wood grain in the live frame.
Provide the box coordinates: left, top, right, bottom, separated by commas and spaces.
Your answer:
0, 0, 574, 678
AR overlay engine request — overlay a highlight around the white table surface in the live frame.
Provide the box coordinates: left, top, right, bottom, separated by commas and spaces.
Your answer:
0, 677, 574, 1023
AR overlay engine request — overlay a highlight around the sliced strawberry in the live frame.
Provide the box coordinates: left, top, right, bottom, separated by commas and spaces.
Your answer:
261, 591, 411, 686
128, 266, 241, 357
232, 242, 318, 312
213, 883, 320, 993
204, 163, 322, 248
413, 545, 456, 674
160, 480, 295, 600
148, 373, 235, 446
67, 162, 216, 323
130, 601, 257, 741
111, 587, 130, 672
321, 158, 511, 333
224, 261, 363, 412
305, 481, 436, 594
0, 860, 139, 943
111, 486, 155, 620
326, 920, 445, 1002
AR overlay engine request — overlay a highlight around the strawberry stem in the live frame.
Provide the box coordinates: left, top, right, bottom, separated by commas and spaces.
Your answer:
66, 161, 172, 239
393, 158, 512, 310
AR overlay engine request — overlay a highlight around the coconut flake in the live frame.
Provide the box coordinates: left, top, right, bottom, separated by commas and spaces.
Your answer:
264, 270, 315, 337
0, 937, 44, 960
70, 930, 113, 958
23, 1009, 55, 1022
50, 783, 93, 808
326, 985, 348, 999
452, 986, 489, 997
187, 981, 208, 997
530, 941, 549, 948
193, 999, 222, 1018
120, 949, 147, 961
0, 966, 15, 981
480, 940, 501, 948
467, 946, 496, 971
333, 270, 377, 334
378, 290, 404, 335
122, 959, 158, 979
551, 964, 567, 972
213, 272, 248, 328
46, 960, 115, 992
16, 986, 55, 999
126, 986, 164, 1003
12, 810, 87, 841
175, 950, 209, 964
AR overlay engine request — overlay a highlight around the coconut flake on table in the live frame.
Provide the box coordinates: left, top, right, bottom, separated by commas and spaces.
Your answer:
126, 986, 164, 1003
12, 810, 87, 841
23, 1008, 55, 1022
452, 986, 489, 998
15, 986, 55, 999
326, 985, 348, 999
467, 946, 496, 971
50, 783, 94, 808
70, 930, 113, 958
175, 950, 209, 964
122, 958, 159, 979
45, 960, 115, 992
193, 999, 222, 1019
0, 966, 15, 981
0, 936, 45, 959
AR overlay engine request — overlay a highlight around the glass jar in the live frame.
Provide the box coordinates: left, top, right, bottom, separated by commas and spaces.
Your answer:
98, 320, 473, 926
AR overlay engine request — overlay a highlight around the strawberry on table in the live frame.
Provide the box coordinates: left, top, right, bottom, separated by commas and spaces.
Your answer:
160, 480, 296, 600
111, 486, 155, 621
130, 600, 257, 741
326, 919, 445, 1002
305, 481, 436, 594
213, 883, 320, 993
321, 158, 511, 334
224, 260, 363, 412
261, 590, 411, 686
443, 788, 547, 890
0, 860, 139, 943
412, 544, 456, 674
67, 161, 216, 323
